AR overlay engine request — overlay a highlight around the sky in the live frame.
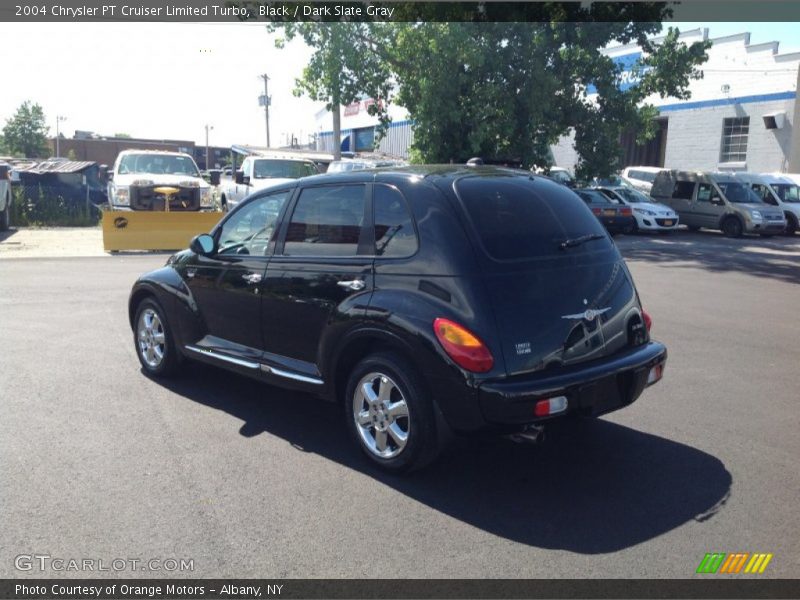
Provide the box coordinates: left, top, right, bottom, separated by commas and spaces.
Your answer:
0, 21, 798, 150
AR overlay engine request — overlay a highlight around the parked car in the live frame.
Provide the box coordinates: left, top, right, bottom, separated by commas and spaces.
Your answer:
594, 186, 679, 233
0, 162, 11, 230
326, 158, 407, 173
128, 167, 667, 472
736, 173, 800, 235
108, 150, 214, 212
575, 188, 636, 234
620, 166, 666, 193
651, 171, 786, 237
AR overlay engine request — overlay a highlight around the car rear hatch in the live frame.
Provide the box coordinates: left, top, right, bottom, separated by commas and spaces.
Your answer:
454, 174, 645, 377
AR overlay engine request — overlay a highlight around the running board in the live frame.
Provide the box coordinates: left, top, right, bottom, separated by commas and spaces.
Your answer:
185, 345, 324, 386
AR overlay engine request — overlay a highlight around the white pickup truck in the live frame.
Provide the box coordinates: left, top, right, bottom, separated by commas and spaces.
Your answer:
220, 155, 318, 211
108, 150, 214, 211
0, 162, 11, 230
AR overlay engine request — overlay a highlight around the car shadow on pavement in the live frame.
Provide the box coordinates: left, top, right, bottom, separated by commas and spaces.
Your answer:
616, 230, 800, 285
158, 363, 732, 555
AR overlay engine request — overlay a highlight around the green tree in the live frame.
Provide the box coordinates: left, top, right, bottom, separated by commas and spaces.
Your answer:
266, 4, 709, 177
2, 101, 50, 158
268, 22, 393, 160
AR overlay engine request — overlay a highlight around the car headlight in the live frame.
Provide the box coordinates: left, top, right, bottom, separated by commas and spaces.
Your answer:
634, 208, 655, 216
113, 186, 130, 206
200, 187, 213, 207
750, 210, 763, 221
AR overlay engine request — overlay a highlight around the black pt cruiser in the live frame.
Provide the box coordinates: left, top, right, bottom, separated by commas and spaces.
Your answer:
129, 166, 667, 472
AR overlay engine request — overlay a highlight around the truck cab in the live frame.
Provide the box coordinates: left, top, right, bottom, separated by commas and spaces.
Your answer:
221, 156, 318, 212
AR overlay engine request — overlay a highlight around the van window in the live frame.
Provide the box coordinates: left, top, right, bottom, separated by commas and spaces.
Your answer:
697, 184, 712, 203
772, 183, 800, 203
717, 181, 762, 204
752, 184, 777, 205
672, 181, 695, 200
456, 176, 609, 261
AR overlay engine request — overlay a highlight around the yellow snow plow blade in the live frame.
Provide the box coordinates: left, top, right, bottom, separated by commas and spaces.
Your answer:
102, 210, 223, 252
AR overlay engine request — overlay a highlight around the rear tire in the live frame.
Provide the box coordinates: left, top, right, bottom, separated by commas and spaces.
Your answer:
133, 297, 181, 377
721, 216, 743, 238
344, 351, 440, 473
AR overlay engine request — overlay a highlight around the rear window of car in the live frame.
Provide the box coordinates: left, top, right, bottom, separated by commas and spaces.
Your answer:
455, 176, 609, 261
577, 190, 614, 204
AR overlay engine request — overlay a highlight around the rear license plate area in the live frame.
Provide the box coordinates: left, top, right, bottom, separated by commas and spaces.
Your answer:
575, 373, 635, 416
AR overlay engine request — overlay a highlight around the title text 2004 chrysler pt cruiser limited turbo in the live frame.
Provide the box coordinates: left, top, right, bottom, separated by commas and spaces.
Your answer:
128, 166, 667, 472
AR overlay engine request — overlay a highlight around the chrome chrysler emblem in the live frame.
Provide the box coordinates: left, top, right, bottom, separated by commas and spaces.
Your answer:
561, 307, 611, 322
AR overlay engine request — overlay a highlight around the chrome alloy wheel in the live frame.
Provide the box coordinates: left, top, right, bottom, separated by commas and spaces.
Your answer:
353, 372, 410, 459
137, 308, 166, 369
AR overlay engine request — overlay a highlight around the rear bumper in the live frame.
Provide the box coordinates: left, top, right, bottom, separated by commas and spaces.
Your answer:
600, 215, 635, 233
478, 341, 667, 426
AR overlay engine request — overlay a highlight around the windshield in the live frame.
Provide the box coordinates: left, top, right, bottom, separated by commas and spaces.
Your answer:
253, 159, 317, 179
771, 183, 800, 203
613, 187, 651, 204
717, 181, 763, 204
118, 154, 200, 177
550, 170, 574, 184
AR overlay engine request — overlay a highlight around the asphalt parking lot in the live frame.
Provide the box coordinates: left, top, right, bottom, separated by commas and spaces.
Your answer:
1, 229, 799, 579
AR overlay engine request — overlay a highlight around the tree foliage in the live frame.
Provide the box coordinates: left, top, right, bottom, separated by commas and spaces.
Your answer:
268, 5, 710, 177
2, 101, 50, 158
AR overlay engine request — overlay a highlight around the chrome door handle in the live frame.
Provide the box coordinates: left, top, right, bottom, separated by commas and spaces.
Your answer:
337, 279, 366, 291
242, 273, 262, 284
186, 268, 197, 279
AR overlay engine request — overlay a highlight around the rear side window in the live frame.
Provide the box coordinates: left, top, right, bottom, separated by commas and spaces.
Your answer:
630, 170, 657, 183
283, 185, 366, 257
373, 185, 418, 258
456, 176, 608, 261
672, 181, 695, 200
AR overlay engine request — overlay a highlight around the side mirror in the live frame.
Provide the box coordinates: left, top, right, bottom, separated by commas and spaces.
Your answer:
106, 171, 113, 181
190, 233, 216, 256
209, 170, 221, 186
710, 195, 724, 206
235, 170, 248, 185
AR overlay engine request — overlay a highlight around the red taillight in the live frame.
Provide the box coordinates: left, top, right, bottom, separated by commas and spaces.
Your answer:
433, 318, 494, 373
642, 309, 652, 332
591, 207, 602, 215
620, 207, 633, 216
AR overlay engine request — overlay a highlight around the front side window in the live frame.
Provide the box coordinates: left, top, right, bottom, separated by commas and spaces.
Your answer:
284, 185, 366, 257
697, 183, 713, 203
720, 117, 750, 163
374, 185, 418, 258
217, 191, 290, 256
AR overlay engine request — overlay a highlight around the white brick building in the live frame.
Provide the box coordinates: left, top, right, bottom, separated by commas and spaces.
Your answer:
553, 28, 800, 173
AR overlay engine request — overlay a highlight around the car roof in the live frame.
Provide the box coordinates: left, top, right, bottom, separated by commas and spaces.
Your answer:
624, 166, 665, 173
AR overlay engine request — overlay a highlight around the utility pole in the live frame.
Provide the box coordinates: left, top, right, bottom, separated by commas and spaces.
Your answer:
55, 115, 67, 158
204, 124, 214, 170
259, 73, 271, 148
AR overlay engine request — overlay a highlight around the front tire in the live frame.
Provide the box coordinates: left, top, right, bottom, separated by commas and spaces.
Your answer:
0, 194, 9, 231
721, 216, 743, 238
134, 298, 181, 377
344, 352, 440, 473
784, 214, 798, 236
